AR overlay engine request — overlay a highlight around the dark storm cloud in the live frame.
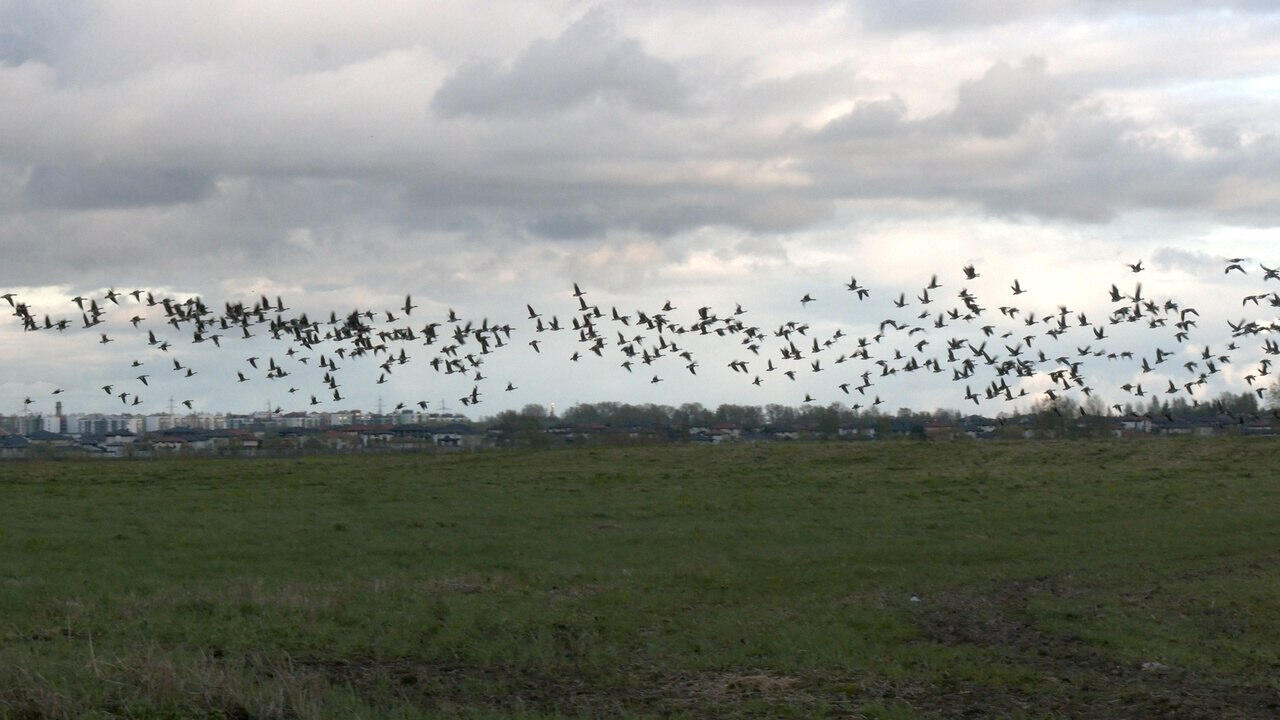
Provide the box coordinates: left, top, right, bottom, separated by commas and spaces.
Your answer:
431, 9, 686, 117
24, 165, 216, 210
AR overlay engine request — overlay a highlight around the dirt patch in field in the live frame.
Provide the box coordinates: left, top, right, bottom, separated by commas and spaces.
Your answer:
294, 658, 831, 717
906, 576, 1280, 719
7, 644, 1273, 719
297, 649, 1278, 719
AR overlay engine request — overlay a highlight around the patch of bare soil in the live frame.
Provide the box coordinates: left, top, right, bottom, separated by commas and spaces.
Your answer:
295, 658, 825, 718
907, 576, 1280, 719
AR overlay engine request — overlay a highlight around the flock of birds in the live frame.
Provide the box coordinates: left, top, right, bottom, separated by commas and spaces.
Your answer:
4, 256, 1280, 424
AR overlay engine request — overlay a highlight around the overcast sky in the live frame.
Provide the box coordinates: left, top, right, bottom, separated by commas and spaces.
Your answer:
2, 1, 1279, 418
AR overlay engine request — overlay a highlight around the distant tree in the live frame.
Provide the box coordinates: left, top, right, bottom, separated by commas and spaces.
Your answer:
764, 404, 797, 427
1077, 395, 1114, 437
933, 408, 958, 422
714, 404, 764, 428
1215, 391, 1259, 416
1029, 395, 1077, 437
1081, 395, 1110, 417
794, 403, 840, 434
1164, 396, 1191, 417
494, 409, 547, 447
670, 403, 711, 430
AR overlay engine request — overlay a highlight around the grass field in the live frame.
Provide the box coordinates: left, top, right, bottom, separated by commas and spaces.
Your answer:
2, 439, 1279, 718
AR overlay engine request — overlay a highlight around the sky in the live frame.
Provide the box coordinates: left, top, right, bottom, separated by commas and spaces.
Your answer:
2, 1, 1279, 419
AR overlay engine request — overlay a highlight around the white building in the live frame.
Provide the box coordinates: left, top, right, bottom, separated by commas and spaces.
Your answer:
76, 414, 145, 436
145, 413, 228, 432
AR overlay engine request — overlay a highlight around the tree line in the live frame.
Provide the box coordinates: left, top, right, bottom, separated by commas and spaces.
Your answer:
483, 390, 1269, 439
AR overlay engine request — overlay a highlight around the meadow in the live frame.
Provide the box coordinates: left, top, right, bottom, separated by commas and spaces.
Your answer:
1, 439, 1278, 719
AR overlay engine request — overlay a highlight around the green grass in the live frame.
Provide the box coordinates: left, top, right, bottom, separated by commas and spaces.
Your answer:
2, 439, 1279, 718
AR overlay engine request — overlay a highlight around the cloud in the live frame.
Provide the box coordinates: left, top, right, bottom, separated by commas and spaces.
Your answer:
856, 0, 1280, 32
817, 95, 908, 138
819, 57, 1067, 140
858, 0, 1037, 31
432, 9, 686, 117
0, 0, 88, 66
1152, 246, 1217, 275
529, 212, 607, 239
805, 56, 1280, 223
24, 165, 216, 209
950, 57, 1066, 137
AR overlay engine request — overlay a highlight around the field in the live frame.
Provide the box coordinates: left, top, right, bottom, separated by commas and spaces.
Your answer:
2, 439, 1279, 719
